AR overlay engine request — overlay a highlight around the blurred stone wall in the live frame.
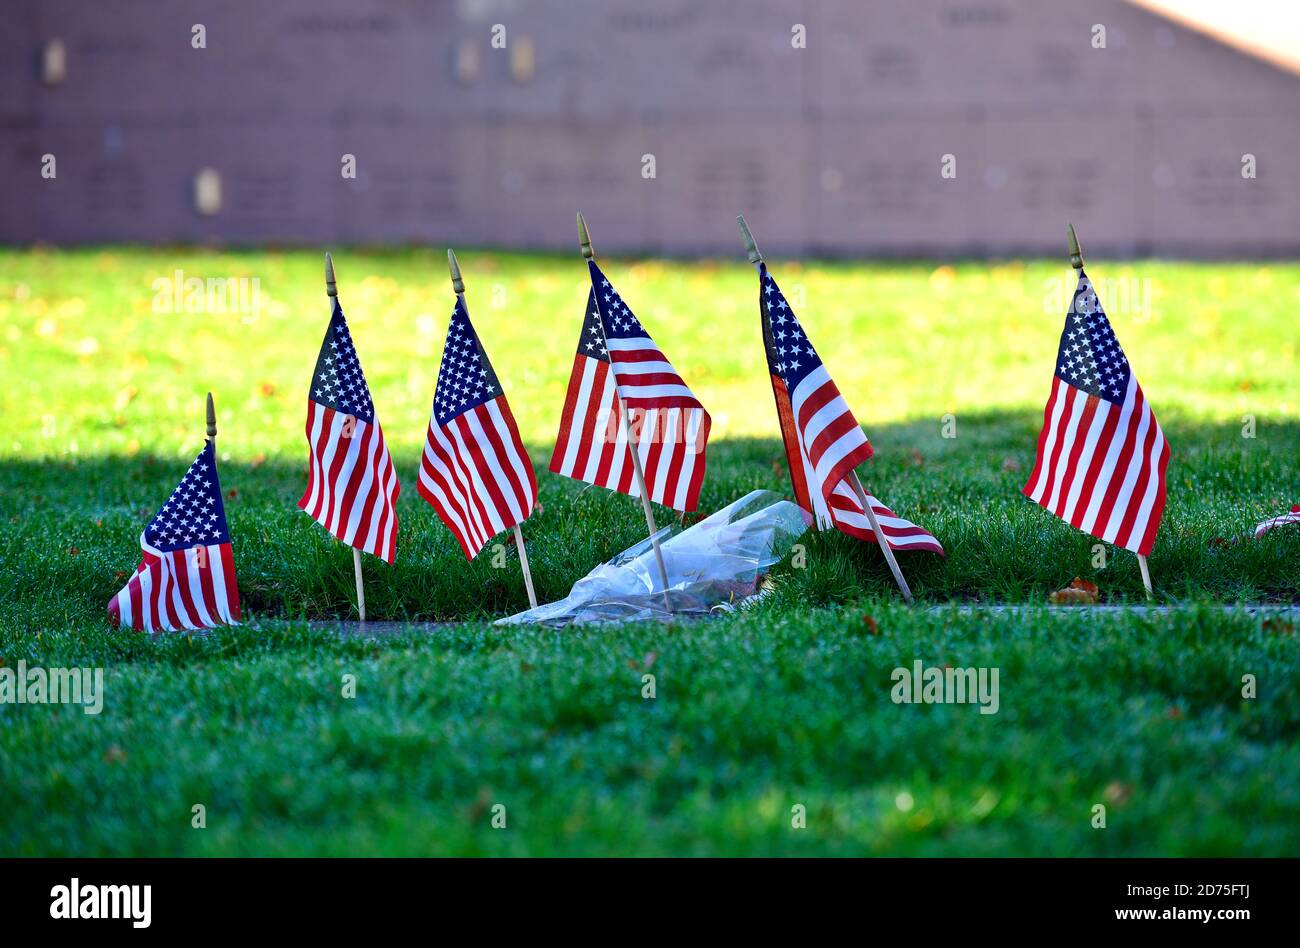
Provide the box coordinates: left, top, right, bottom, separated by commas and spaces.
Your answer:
4, 0, 1299, 256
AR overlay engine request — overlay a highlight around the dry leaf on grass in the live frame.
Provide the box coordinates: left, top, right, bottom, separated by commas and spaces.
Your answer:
1263, 618, 1295, 636
1103, 781, 1133, 806
1049, 578, 1099, 605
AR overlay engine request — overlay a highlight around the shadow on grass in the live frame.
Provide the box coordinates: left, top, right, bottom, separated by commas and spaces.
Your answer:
0, 411, 1296, 628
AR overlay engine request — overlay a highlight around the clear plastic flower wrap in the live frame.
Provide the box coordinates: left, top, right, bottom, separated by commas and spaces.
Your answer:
497, 489, 811, 627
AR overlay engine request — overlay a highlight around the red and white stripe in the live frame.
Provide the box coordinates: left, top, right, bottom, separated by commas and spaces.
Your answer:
1255, 504, 1300, 539
788, 364, 873, 501
605, 336, 711, 512
298, 401, 400, 563
828, 480, 947, 553
775, 369, 943, 555
418, 397, 537, 560
108, 540, 240, 632
1023, 374, 1169, 556
549, 352, 638, 497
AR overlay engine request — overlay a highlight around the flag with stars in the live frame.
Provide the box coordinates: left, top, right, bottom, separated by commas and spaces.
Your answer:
1023, 269, 1169, 556
549, 287, 639, 498
298, 298, 400, 563
108, 439, 241, 631
760, 263, 943, 554
573, 259, 711, 512
417, 297, 537, 560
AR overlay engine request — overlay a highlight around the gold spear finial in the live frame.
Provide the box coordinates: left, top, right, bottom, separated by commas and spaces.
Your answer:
206, 391, 217, 439
737, 215, 762, 265
1067, 223, 1084, 269
577, 211, 594, 260
448, 248, 465, 296
325, 251, 337, 296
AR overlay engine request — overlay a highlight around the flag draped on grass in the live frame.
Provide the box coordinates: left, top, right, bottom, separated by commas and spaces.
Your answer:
418, 297, 537, 559
1256, 504, 1300, 539
298, 299, 400, 563
553, 259, 710, 512
759, 264, 943, 554
1023, 269, 1169, 556
108, 439, 240, 631
549, 287, 638, 495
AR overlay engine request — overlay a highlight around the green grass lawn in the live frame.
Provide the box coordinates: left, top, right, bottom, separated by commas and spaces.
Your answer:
0, 247, 1297, 856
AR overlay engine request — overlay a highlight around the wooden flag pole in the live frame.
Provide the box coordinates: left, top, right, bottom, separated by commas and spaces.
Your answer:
326, 251, 367, 622
513, 524, 538, 609
1066, 222, 1084, 270
352, 547, 366, 622
625, 416, 674, 612
449, 248, 538, 609
849, 473, 915, 605
737, 215, 915, 605
737, 214, 763, 267
578, 212, 673, 612
1137, 555, 1153, 598
1067, 223, 1152, 600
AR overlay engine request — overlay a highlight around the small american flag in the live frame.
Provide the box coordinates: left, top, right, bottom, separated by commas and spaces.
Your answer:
417, 297, 537, 559
298, 299, 400, 563
548, 288, 639, 496
760, 264, 943, 554
568, 259, 711, 512
1023, 269, 1170, 556
108, 439, 240, 631
1255, 504, 1300, 539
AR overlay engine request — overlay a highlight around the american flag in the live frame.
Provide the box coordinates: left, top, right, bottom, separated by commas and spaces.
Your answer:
417, 297, 537, 559
553, 259, 710, 512
548, 287, 639, 497
760, 264, 944, 554
1023, 269, 1169, 556
108, 439, 240, 631
1255, 504, 1300, 539
298, 299, 400, 563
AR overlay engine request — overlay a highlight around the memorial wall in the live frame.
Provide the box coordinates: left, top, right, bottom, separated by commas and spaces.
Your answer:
4, 0, 1298, 256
